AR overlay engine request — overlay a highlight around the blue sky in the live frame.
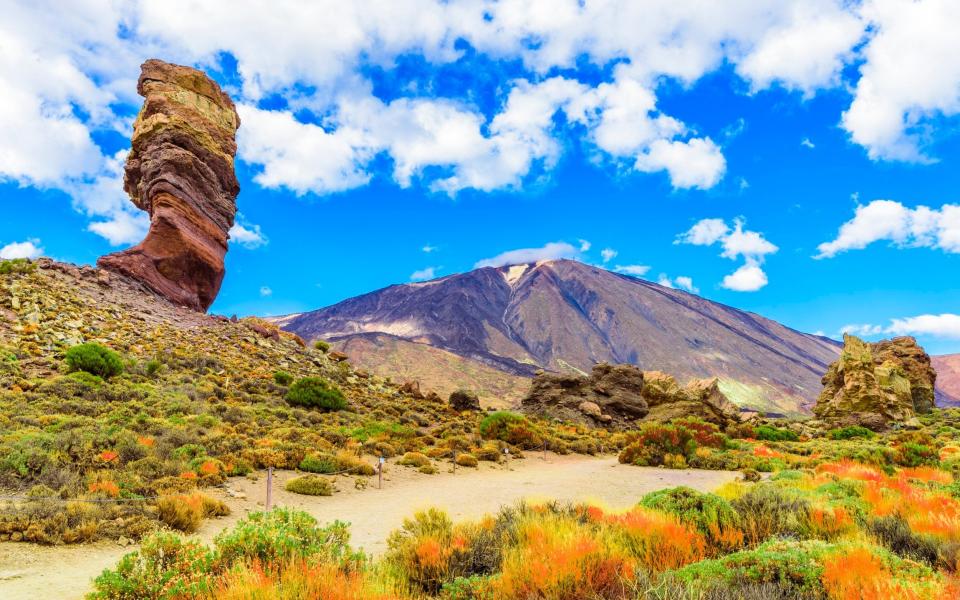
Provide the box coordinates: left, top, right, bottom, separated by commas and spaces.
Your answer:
2, 1, 960, 354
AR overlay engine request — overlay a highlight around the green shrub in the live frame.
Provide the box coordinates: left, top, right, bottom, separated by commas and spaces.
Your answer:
0, 258, 36, 275
299, 453, 340, 474
285, 377, 346, 411
618, 423, 695, 467
64, 342, 124, 379
639, 486, 741, 551
479, 412, 541, 448
285, 474, 334, 496
144, 359, 162, 377
313, 340, 331, 352
828, 425, 875, 440
273, 370, 293, 385
213, 509, 351, 566
455, 453, 478, 468
731, 484, 811, 546
753, 425, 799, 442
398, 452, 431, 468
89, 532, 214, 599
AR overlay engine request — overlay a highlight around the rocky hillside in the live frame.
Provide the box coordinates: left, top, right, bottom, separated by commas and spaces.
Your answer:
276, 260, 842, 416
932, 354, 960, 407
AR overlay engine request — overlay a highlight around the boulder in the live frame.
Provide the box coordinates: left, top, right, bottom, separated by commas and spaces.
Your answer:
98, 59, 240, 312
521, 362, 741, 429
449, 389, 482, 412
814, 334, 936, 430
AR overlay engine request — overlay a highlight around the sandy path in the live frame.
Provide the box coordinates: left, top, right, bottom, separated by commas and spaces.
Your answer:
0, 454, 738, 599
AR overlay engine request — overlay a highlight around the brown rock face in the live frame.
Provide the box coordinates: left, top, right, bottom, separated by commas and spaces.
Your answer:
814, 335, 936, 430
521, 363, 742, 429
97, 59, 240, 311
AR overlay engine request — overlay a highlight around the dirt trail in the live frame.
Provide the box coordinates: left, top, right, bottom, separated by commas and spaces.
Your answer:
0, 454, 738, 599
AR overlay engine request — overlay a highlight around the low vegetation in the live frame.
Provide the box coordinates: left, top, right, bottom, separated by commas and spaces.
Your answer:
90, 453, 960, 599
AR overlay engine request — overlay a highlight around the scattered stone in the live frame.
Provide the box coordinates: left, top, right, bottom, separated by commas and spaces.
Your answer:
328, 351, 349, 363
578, 400, 602, 419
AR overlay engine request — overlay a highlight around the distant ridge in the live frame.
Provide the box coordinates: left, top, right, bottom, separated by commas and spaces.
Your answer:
273, 260, 846, 415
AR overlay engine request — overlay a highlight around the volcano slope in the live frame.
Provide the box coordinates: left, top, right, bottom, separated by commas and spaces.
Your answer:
278, 259, 842, 416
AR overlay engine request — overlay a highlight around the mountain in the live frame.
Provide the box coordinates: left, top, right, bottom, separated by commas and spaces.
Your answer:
275, 259, 844, 416
932, 354, 960, 407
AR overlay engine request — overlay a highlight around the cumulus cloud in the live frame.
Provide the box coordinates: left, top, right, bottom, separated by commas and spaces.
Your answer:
817, 199, 960, 258
229, 213, 269, 249
0, 239, 44, 259
614, 264, 651, 277
259, 286, 272, 297
801, 138, 815, 149
475, 242, 579, 268
578, 239, 591, 252
842, 314, 960, 340
721, 261, 769, 292
842, 0, 960, 161
6, 0, 960, 240
678, 217, 778, 292
600, 248, 617, 263
410, 266, 438, 281
658, 274, 699, 293
422, 244, 438, 253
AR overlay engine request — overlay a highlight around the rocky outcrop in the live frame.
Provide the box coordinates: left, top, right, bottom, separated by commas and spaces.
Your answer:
814, 335, 936, 430
98, 59, 240, 312
449, 389, 481, 412
521, 363, 742, 429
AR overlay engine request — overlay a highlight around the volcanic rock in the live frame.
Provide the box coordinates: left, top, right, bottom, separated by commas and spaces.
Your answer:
521, 362, 742, 429
814, 334, 936, 430
449, 389, 481, 412
97, 59, 240, 312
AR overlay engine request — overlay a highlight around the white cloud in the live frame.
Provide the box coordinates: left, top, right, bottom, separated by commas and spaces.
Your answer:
722, 260, 769, 292
720, 219, 779, 261
259, 286, 273, 297
410, 266, 438, 281
736, 0, 864, 95
676, 218, 730, 246
801, 138, 815, 149
229, 214, 269, 249
843, 314, 960, 340
678, 217, 777, 292
658, 274, 698, 293
615, 264, 651, 277
0, 239, 44, 260
817, 199, 960, 258
600, 248, 617, 263
578, 239, 591, 252
475, 241, 579, 268
422, 244, 438, 253
633, 138, 726, 190
842, 0, 960, 161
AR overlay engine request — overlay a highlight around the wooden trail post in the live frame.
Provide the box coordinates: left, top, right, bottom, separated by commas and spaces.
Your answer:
266, 466, 273, 511
378, 456, 384, 489
543, 441, 548, 461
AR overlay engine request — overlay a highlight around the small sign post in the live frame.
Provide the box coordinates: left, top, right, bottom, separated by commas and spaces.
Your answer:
266, 466, 273, 511
378, 456, 385, 489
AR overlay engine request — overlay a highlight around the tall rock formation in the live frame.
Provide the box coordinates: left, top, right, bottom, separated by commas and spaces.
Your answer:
521, 362, 743, 429
814, 335, 936, 430
98, 59, 240, 311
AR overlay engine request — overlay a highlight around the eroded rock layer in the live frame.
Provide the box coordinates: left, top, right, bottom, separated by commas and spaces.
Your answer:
814, 334, 936, 430
98, 59, 240, 311
521, 363, 742, 429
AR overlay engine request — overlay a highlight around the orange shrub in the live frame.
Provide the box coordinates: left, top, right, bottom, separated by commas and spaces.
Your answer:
212, 559, 399, 600
88, 480, 120, 497
494, 518, 634, 600
199, 460, 220, 476
137, 436, 155, 447
98, 450, 118, 462
822, 546, 957, 600
597, 507, 706, 571
808, 505, 855, 540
